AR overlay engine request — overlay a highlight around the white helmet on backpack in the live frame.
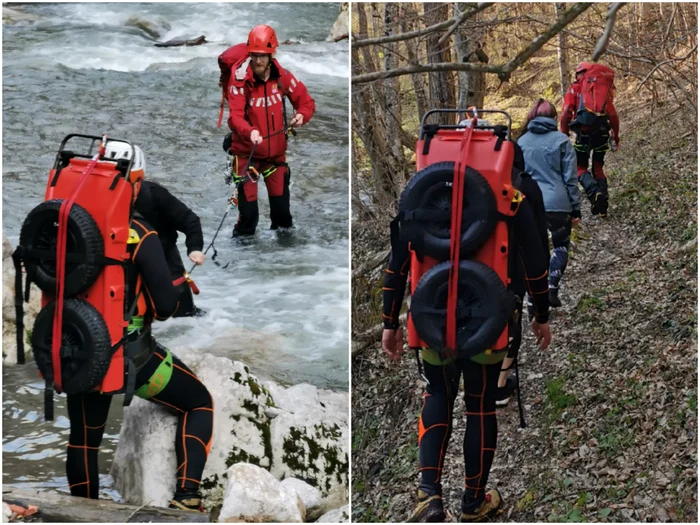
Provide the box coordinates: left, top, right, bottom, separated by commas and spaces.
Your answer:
103, 142, 146, 186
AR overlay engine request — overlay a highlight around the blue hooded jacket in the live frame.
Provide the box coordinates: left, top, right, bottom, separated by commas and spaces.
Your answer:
518, 116, 581, 214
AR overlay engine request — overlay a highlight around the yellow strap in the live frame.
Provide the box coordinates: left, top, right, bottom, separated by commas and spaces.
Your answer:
127, 228, 140, 244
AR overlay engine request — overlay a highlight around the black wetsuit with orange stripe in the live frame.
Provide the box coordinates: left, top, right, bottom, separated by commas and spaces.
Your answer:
381, 196, 549, 512
66, 217, 213, 503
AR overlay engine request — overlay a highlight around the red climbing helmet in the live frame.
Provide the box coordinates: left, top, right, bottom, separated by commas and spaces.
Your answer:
576, 62, 591, 76
246, 25, 279, 54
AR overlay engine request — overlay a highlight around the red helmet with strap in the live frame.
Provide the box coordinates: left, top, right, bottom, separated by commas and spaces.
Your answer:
576, 62, 591, 75
247, 25, 279, 54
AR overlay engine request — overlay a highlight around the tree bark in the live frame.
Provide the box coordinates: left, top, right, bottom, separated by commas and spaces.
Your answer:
555, 2, 569, 98
384, 3, 406, 196
400, 2, 429, 120
424, 2, 456, 124
454, 2, 487, 109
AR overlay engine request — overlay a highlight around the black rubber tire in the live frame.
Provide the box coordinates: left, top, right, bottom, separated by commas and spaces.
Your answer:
31, 298, 113, 395
411, 260, 513, 358
399, 162, 497, 260
19, 199, 104, 296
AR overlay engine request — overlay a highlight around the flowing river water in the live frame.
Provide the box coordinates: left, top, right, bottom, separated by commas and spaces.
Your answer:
2, 2, 348, 498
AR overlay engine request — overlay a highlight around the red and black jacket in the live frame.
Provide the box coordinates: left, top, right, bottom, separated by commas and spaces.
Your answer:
227, 58, 315, 160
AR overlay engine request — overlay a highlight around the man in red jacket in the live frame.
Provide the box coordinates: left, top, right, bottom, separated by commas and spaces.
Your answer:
560, 62, 620, 217
224, 25, 315, 236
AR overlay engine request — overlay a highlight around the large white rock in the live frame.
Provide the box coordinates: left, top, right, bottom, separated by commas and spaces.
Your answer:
280, 478, 323, 513
315, 504, 349, 523
265, 382, 349, 494
111, 347, 348, 511
326, 3, 349, 42
112, 347, 275, 508
218, 463, 304, 523
2, 502, 12, 523
3, 236, 41, 364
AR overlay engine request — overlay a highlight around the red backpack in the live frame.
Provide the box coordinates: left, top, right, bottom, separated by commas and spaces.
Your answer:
572, 64, 615, 129
217, 43, 249, 127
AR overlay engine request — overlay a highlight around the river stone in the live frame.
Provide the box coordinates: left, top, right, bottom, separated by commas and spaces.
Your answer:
280, 478, 323, 513
219, 463, 304, 523
3, 7, 40, 24
3, 235, 41, 364
2, 502, 12, 522
111, 348, 348, 510
154, 35, 207, 48
265, 382, 349, 494
124, 16, 171, 40
315, 504, 349, 523
326, 3, 348, 42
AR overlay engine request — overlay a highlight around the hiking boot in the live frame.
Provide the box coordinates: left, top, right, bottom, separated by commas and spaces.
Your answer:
408, 489, 446, 523
460, 489, 503, 522
549, 287, 562, 308
169, 491, 204, 512
496, 375, 518, 409
597, 179, 609, 217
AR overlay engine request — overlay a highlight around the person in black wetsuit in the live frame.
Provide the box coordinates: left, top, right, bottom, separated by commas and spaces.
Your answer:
135, 180, 206, 317
381, 148, 552, 522
66, 145, 213, 512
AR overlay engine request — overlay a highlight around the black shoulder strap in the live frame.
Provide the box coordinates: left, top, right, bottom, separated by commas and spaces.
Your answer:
11, 248, 26, 365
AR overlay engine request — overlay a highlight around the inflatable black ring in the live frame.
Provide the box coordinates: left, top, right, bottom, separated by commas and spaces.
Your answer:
398, 162, 497, 260
411, 260, 513, 358
32, 298, 113, 395
19, 199, 104, 296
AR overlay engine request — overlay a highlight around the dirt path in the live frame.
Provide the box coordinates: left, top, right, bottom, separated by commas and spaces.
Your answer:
351, 117, 697, 523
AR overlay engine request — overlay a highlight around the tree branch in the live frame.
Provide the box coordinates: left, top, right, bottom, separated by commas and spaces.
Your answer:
436, 2, 496, 48
639, 43, 698, 88
591, 3, 626, 61
353, 2, 493, 49
501, 2, 593, 78
352, 61, 505, 84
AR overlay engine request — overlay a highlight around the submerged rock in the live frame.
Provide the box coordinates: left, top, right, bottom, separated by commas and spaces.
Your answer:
154, 35, 207, 48
219, 463, 304, 523
124, 16, 171, 40
111, 347, 348, 512
2, 7, 40, 25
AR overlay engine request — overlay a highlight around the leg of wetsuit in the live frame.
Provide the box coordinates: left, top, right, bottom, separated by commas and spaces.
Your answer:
233, 177, 259, 236
461, 361, 501, 513
418, 359, 461, 496
66, 392, 113, 499
546, 212, 573, 290
164, 243, 196, 317
266, 164, 293, 230
135, 343, 214, 497
573, 133, 591, 177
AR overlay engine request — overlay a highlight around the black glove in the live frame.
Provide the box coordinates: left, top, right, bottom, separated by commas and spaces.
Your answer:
571, 209, 581, 220
222, 133, 232, 153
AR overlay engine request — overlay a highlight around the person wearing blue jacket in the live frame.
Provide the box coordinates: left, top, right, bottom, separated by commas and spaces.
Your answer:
518, 99, 581, 308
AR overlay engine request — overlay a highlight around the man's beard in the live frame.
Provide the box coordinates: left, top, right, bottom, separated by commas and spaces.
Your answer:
253, 63, 269, 77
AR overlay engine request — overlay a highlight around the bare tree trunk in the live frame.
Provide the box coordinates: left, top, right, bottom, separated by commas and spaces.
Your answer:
352, 3, 398, 207
454, 2, 487, 109
400, 2, 429, 120
424, 2, 455, 124
384, 3, 407, 196
555, 2, 569, 98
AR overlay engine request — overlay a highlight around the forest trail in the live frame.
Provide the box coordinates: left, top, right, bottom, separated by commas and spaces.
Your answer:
351, 99, 697, 523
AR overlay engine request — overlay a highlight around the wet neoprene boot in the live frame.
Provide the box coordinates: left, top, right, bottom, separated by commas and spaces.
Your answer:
578, 171, 604, 215
169, 491, 204, 512
460, 489, 503, 522
408, 488, 446, 523
549, 287, 562, 308
597, 178, 609, 217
